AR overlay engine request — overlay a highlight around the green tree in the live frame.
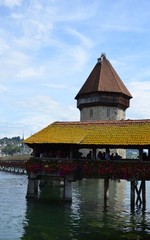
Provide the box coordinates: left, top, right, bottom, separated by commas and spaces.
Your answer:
2, 145, 21, 156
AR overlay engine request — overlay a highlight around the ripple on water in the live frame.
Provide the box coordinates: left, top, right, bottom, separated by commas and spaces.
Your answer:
0, 172, 28, 240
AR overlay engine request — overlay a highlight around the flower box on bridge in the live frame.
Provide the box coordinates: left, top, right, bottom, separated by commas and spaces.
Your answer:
25, 157, 150, 181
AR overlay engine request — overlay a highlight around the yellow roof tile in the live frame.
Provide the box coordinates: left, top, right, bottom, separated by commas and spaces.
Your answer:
24, 120, 150, 147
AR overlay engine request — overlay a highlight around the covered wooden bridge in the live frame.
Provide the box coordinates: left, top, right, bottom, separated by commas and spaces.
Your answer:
24, 119, 150, 209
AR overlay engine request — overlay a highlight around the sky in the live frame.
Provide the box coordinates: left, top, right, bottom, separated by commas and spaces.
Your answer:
0, 0, 150, 138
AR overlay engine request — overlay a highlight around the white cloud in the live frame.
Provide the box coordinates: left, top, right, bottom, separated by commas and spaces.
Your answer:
0, 0, 22, 8
0, 93, 79, 138
16, 66, 45, 79
66, 28, 93, 49
69, 46, 89, 72
0, 84, 8, 92
0, 39, 9, 55
0, 50, 33, 83
43, 83, 67, 89
107, 24, 147, 33
127, 81, 150, 119
10, 2, 54, 49
4, 50, 30, 66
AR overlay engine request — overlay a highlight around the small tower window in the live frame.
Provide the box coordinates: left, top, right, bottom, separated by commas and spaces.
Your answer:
90, 109, 93, 119
107, 109, 110, 118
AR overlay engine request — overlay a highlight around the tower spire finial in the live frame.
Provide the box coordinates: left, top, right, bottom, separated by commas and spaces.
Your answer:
97, 53, 106, 63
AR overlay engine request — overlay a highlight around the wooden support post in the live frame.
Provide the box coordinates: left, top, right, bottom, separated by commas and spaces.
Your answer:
130, 181, 135, 210
26, 178, 35, 198
26, 173, 37, 199
135, 182, 142, 206
130, 180, 146, 210
104, 179, 109, 206
142, 180, 146, 210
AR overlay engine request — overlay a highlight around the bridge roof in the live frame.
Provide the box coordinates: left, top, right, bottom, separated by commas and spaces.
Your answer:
24, 119, 150, 148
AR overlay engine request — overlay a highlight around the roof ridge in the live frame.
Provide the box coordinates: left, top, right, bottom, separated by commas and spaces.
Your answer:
97, 59, 102, 91
53, 119, 150, 125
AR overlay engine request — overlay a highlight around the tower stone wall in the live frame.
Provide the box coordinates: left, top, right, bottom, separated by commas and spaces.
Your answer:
80, 106, 125, 121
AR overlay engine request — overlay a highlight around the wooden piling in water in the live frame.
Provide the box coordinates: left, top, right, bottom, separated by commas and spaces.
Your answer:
104, 179, 109, 206
130, 180, 146, 211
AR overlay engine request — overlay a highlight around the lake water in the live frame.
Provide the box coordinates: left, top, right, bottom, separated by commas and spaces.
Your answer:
0, 172, 150, 240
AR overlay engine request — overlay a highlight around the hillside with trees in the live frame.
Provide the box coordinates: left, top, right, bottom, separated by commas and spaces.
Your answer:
0, 136, 31, 156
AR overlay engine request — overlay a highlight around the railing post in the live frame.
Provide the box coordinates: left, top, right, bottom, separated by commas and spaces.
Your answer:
139, 149, 143, 161
93, 147, 97, 160
148, 148, 150, 158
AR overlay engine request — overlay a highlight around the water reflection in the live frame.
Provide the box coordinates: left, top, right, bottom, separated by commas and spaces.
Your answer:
1, 172, 150, 239
21, 179, 150, 240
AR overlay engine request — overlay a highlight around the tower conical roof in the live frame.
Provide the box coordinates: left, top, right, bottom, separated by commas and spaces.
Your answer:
75, 54, 132, 99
